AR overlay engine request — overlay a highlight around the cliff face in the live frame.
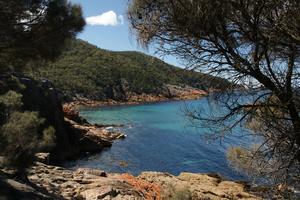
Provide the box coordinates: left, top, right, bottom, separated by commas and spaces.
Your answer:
19, 77, 73, 161
0, 74, 112, 162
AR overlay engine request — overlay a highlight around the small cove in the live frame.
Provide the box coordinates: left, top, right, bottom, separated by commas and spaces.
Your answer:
64, 98, 255, 180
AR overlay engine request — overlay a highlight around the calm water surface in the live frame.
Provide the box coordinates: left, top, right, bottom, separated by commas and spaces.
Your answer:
65, 98, 254, 180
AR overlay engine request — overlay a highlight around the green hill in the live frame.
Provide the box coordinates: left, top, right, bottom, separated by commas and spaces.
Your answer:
31, 39, 230, 101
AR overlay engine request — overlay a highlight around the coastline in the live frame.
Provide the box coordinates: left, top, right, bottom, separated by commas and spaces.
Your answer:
0, 88, 284, 199
63, 92, 209, 112
59, 91, 210, 164
1, 161, 268, 200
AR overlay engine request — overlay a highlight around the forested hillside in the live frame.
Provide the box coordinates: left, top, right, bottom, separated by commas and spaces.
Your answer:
32, 39, 230, 101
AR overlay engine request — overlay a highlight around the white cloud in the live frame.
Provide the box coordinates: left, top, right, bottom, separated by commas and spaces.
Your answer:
86, 11, 124, 26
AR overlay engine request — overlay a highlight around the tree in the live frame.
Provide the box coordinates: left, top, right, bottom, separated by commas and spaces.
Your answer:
0, 0, 85, 70
128, 0, 300, 185
0, 0, 84, 174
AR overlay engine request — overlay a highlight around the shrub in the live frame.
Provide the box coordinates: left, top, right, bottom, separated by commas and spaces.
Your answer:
0, 90, 23, 124
0, 111, 55, 174
40, 126, 56, 151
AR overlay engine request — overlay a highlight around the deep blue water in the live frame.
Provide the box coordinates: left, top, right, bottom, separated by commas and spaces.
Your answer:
65, 99, 255, 180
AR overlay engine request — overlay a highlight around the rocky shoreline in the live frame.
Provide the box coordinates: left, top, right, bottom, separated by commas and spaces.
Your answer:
18, 95, 283, 200
59, 84, 211, 165
1, 161, 271, 200
0, 77, 286, 199
60, 105, 126, 160
0, 79, 290, 200
63, 85, 209, 112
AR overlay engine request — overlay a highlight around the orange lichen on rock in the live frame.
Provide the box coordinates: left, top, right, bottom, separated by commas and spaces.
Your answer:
190, 89, 208, 95
63, 104, 79, 119
118, 173, 162, 200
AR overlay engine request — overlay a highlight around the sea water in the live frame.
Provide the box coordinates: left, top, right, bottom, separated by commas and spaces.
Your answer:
65, 98, 255, 180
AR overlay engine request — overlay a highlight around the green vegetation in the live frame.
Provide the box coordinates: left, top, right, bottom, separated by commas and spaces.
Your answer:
0, 79, 56, 175
0, 0, 85, 175
0, 111, 55, 174
0, 0, 85, 71
31, 39, 230, 101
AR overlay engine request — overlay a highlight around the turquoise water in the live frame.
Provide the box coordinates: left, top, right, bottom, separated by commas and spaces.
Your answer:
65, 99, 254, 180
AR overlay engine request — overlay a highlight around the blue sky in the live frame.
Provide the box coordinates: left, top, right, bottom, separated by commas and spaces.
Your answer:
69, 0, 181, 67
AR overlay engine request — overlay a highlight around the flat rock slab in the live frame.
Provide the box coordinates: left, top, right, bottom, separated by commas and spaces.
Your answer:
24, 163, 262, 200
138, 172, 261, 200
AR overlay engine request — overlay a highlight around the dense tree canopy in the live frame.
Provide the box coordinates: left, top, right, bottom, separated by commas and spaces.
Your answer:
0, 0, 85, 70
128, 0, 300, 185
33, 39, 230, 101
